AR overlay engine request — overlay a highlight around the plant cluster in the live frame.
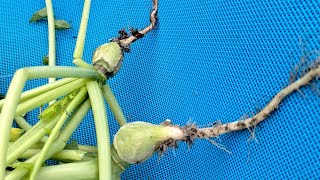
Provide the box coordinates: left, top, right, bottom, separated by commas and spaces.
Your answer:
1, 0, 319, 179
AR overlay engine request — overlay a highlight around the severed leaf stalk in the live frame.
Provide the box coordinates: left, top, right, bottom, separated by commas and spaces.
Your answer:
9, 128, 24, 142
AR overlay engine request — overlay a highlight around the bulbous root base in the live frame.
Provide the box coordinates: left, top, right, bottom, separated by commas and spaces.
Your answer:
156, 120, 230, 156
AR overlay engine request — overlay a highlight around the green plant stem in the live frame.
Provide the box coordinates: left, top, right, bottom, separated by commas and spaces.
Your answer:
14, 116, 48, 143
78, 145, 98, 153
15, 78, 88, 116
0, 70, 26, 180
26, 66, 102, 79
9, 128, 24, 142
20, 149, 86, 161
14, 116, 32, 130
73, 0, 91, 62
7, 115, 60, 165
8, 142, 44, 149
6, 99, 91, 180
34, 146, 129, 180
45, 0, 56, 85
0, 78, 76, 111
81, 154, 97, 161
36, 159, 98, 180
35, 157, 124, 180
73, 58, 93, 69
29, 87, 88, 180
86, 81, 112, 180
15, 116, 97, 153
102, 83, 127, 126
1, 66, 99, 178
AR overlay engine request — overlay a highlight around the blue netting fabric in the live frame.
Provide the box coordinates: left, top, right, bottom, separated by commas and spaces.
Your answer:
1, 0, 319, 179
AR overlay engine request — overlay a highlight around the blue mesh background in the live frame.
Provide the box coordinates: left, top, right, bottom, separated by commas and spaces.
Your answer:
1, 0, 320, 179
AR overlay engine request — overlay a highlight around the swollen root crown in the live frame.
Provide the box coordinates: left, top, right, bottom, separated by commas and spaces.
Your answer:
92, 42, 123, 77
113, 121, 184, 164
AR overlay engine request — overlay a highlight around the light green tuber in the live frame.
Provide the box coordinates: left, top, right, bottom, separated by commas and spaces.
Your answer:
113, 121, 184, 164
92, 42, 123, 77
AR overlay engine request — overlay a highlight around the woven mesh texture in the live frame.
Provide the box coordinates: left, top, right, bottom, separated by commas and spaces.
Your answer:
1, 0, 320, 179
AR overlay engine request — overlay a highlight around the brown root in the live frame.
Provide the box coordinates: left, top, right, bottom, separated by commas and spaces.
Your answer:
111, 0, 158, 52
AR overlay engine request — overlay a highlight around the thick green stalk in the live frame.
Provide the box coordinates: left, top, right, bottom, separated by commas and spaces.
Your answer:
73, 0, 91, 62
8, 142, 44, 150
20, 149, 86, 161
36, 159, 98, 180
13, 116, 50, 146
14, 116, 48, 143
102, 83, 127, 126
0, 70, 26, 180
87, 81, 112, 180
73, 58, 93, 69
15, 78, 88, 116
29, 87, 88, 180
15, 116, 96, 152
24, 66, 102, 79
9, 128, 24, 142
7, 115, 60, 165
34, 146, 130, 180
45, 0, 56, 85
78, 145, 97, 153
14, 116, 32, 131
6, 99, 91, 180
35, 157, 125, 180
0, 78, 76, 110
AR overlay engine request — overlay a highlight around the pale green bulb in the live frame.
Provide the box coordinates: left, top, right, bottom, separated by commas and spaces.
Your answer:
92, 42, 123, 77
113, 121, 184, 164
